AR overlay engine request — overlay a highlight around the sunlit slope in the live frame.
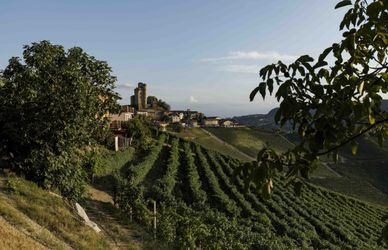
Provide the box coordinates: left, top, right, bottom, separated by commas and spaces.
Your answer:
0, 176, 110, 250
205, 127, 339, 178
205, 127, 293, 156
170, 127, 252, 161
125, 134, 388, 249
312, 136, 388, 205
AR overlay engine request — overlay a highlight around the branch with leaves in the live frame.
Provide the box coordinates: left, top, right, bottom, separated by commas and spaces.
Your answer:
242, 0, 388, 245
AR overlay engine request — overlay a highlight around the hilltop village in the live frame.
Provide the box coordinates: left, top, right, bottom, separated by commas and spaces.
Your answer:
108, 82, 243, 131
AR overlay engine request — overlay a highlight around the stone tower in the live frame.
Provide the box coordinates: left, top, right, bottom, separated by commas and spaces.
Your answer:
131, 82, 147, 110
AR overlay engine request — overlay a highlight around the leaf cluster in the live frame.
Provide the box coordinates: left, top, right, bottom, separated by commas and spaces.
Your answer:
248, 0, 388, 195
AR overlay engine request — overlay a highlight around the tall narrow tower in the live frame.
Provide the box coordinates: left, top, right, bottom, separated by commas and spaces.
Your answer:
131, 82, 148, 110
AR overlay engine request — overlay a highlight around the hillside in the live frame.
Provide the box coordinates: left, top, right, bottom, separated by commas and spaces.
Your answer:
169, 127, 252, 161
1, 132, 387, 249
205, 127, 293, 157
311, 136, 388, 205
113, 133, 388, 249
233, 108, 293, 131
205, 127, 388, 205
0, 149, 159, 250
205, 127, 340, 178
234, 100, 388, 130
0, 175, 110, 249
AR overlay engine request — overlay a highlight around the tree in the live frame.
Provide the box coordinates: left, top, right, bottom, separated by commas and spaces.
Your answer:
121, 116, 153, 151
157, 99, 171, 112
246, 0, 388, 244
147, 95, 171, 111
0, 41, 120, 200
147, 96, 158, 106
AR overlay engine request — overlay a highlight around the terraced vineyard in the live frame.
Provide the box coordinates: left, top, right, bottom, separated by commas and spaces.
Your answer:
115, 133, 388, 249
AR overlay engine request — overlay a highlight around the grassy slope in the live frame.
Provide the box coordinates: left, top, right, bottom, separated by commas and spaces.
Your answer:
0, 175, 110, 250
170, 128, 252, 161
0, 147, 160, 250
205, 127, 338, 178
311, 136, 388, 205
205, 127, 293, 157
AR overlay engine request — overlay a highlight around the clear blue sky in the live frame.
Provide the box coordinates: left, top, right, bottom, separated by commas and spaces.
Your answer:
0, 0, 347, 117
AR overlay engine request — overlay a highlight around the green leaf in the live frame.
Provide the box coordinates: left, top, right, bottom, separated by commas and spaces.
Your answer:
250, 85, 261, 101
297, 55, 314, 63
335, 0, 352, 9
351, 141, 358, 155
258, 81, 266, 99
366, 1, 382, 18
369, 114, 376, 125
313, 60, 328, 69
318, 47, 333, 62
267, 79, 274, 95
378, 132, 384, 147
382, 73, 388, 82
249, 82, 266, 101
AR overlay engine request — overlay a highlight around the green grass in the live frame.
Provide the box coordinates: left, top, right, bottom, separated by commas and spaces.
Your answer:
205, 127, 294, 157
171, 128, 252, 161
94, 147, 135, 177
310, 136, 388, 205
0, 176, 110, 249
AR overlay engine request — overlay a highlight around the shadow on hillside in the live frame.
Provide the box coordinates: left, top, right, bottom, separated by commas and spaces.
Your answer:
91, 149, 147, 197
92, 176, 116, 197
82, 198, 147, 247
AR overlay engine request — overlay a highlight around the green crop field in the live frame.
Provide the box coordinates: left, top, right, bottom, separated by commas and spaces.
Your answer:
114, 133, 388, 249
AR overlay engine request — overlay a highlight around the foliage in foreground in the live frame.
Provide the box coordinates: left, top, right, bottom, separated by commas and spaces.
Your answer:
248, 0, 388, 242
0, 41, 120, 200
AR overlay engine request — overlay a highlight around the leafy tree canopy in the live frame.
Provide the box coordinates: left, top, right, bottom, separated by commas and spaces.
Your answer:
246, 0, 388, 244
147, 95, 171, 112
121, 115, 153, 152
0, 41, 120, 200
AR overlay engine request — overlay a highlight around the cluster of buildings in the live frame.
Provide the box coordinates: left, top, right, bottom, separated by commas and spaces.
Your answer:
109, 82, 242, 131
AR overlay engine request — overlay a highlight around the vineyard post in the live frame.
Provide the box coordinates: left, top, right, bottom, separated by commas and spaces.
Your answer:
130, 207, 133, 222
115, 136, 119, 151
153, 200, 157, 240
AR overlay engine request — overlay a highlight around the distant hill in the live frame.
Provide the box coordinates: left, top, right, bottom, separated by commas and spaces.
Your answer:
233, 108, 293, 131
227, 106, 388, 205
235, 100, 388, 130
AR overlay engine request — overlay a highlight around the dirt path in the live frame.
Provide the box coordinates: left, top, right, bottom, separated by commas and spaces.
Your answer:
201, 128, 255, 161
83, 186, 152, 250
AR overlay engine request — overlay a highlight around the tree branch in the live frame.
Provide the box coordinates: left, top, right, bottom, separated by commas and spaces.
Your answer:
316, 118, 388, 156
